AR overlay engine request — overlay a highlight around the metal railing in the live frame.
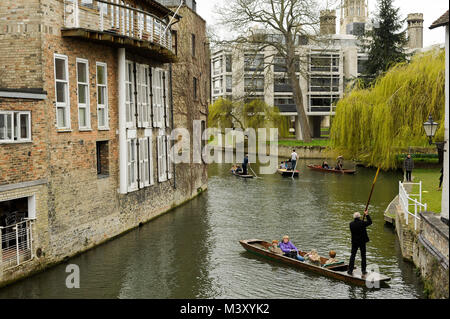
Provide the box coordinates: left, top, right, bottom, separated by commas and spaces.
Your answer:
398, 181, 427, 230
64, 0, 173, 51
1, 219, 34, 270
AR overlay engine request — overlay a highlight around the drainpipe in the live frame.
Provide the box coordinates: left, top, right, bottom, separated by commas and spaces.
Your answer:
118, 48, 127, 194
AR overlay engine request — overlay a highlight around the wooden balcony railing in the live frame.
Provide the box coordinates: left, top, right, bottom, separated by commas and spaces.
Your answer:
64, 0, 173, 52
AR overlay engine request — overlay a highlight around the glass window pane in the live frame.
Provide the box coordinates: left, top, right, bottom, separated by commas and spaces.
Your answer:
98, 87, 105, 105
97, 65, 106, 85
79, 108, 87, 127
98, 108, 105, 127
56, 82, 66, 103
78, 84, 87, 104
57, 107, 66, 127
1, 113, 13, 140
20, 113, 29, 139
55, 58, 66, 80
77, 62, 87, 83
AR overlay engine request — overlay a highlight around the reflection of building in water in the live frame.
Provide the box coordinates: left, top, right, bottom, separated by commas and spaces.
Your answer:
212, 5, 424, 138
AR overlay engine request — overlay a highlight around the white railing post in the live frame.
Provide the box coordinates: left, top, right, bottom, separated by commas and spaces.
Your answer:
74, 0, 79, 28
419, 181, 422, 204
414, 202, 418, 230
100, 1, 105, 31
15, 226, 19, 266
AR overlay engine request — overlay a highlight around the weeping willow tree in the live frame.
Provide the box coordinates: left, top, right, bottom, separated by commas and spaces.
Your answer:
331, 49, 445, 169
208, 97, 289, 136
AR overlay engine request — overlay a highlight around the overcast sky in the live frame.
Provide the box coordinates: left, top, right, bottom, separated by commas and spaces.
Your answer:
196, 0, 449, 47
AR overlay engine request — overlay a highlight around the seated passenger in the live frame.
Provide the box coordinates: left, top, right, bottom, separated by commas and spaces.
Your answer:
322, 161, 330, 169
269, 240, 283, 254
325, 250, 338, 265
304, 249, 321, 266
279, 235, 305, 261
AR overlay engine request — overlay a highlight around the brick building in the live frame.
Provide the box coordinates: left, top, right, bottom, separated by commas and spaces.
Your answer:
0, 0, 208, 287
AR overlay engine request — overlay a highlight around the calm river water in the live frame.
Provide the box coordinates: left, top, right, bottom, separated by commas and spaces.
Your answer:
0, 159, 424, 299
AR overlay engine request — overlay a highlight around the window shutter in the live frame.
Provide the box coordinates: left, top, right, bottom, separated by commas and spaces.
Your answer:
157, 135, 166, 182
143, 66, 150, 128
166, 135, 172, 180
164, 70, 170, 128
152, 68, 158, 128
149, 136, 154, 185
139, 138, 144, 188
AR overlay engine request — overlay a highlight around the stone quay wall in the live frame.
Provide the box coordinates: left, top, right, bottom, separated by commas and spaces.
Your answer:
393, 195, 449, 299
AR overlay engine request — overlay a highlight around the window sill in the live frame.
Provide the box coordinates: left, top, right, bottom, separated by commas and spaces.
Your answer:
98, 127, 110, 131
0, 140, 32, 145
97, 174, 110, 180
57, 129, 73, 133
79, 128, 93, 132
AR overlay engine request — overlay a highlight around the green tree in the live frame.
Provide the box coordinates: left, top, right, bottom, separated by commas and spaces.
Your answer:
359, 0, 408, 84
331, 50, 445, 169
208, 97, 286, 135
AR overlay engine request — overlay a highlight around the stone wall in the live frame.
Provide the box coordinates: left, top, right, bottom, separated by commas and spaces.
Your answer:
394, 196, 449, 298
0, 0, 43, 89
0, 0, 208, 287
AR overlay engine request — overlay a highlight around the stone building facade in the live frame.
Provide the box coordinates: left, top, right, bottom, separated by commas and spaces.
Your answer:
156, 0, 209, 201
0, 0, 208, 287
211, 5, 425, 138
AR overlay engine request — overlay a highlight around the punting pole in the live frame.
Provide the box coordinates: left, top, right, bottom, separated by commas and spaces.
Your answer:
363, 167, 381, 221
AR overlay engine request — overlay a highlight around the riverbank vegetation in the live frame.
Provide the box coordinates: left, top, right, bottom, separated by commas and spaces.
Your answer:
410, 168, 442, 214
277, 139, 331, 147
208, 98, 289, 136
330, 49, 445, 169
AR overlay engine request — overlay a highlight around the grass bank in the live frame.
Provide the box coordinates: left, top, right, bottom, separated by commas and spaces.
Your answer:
409, 168, 442, 214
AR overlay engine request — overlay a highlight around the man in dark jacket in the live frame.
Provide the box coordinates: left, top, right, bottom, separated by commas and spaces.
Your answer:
347, 210, 372, 276
403, 154, 414, 182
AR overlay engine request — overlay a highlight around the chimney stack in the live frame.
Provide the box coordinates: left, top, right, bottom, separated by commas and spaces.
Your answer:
320, 10, 337, 35
407, 13, 424, 49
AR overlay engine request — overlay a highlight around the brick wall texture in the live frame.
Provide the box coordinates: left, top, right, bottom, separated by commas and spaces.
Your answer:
0, 0, 208, 286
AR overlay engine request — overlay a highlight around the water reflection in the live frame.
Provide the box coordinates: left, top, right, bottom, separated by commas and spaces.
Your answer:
0, 160, 424, 299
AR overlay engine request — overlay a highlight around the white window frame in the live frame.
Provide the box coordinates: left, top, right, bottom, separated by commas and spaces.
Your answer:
138, 64, 151, 128
139, 137, 150, 187
76, 58, 91, 130
125, 60, 135, 128
157, 132, 167, 182
166, 135, 172, 180
0, 111, 32, 143
152, 68, 164, 128
96, 62, 109, 130
54, 54, 70, 130
127, 138, 138, 191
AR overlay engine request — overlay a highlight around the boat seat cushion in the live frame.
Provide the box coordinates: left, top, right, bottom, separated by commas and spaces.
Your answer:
323, 261, 345, 268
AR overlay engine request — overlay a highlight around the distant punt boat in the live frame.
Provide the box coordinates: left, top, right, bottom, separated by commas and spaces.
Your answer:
307, 164, 356, 174
230, 170, 254, 178
239, 239, 390, 287
277, 168, 299, 177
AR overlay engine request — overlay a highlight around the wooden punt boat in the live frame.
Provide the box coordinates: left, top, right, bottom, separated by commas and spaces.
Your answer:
239, 239, 391, 287
307, 164, 356, 174
277, 168, 299, 177
231, 171, 254, 178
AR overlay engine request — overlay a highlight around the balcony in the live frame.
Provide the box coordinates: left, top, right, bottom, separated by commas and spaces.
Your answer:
62, 0, 177, 63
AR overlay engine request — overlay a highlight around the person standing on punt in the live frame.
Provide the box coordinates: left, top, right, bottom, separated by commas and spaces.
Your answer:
242, 154, 249, 175
348, 210, 372, 276
291, 150, 298, 171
